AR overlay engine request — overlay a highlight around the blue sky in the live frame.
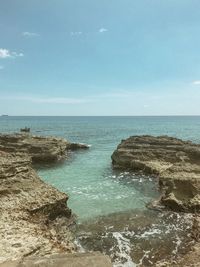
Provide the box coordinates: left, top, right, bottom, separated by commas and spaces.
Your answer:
0, 0, 200, 115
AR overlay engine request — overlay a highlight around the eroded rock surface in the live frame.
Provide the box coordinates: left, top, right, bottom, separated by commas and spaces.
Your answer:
0, 151, 75, 263
111, 135, 200, 212
0, 134, 89, 163
0, 252, 112, 267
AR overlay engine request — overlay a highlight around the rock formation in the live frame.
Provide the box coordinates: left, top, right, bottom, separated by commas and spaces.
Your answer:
0, 133, 89, 163
0, 151, 75, 263
0, 134, 93, 264
111, 135, 200, 212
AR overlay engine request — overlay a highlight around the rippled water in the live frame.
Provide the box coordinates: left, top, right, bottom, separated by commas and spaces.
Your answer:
1, 116, 199, 265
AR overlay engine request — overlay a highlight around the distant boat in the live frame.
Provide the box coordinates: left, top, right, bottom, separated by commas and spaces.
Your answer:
20, 127, 30, 133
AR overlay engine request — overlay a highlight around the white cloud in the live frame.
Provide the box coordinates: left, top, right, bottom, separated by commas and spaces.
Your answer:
22, 31, 39, 37
0, 65, 4, 70
0, 48, 24, 59
99, 28, 108, 33
192, 80, 200, 85
70, 31, 82, 36
0, 49, 11, 58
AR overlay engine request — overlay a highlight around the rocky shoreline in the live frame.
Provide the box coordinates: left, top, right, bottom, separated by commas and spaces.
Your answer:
112, 135, 200, 266
0, 133, 111, 266
1, 133, 200, 266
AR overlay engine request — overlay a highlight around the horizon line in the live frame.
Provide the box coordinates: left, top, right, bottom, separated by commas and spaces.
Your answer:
1, 115, 200, 117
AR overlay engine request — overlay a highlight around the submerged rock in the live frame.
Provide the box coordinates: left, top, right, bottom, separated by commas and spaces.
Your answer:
0, 133, 89, 163
66, 143, 90, 150
75, 209, 193, 266
155, 218, 200, 267
111, 135, 200, 212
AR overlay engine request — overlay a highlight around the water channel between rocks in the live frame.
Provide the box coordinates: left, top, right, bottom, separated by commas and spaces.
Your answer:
37, 153, 194, 266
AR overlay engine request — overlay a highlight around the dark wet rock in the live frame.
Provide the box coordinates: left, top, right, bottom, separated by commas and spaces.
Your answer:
155, 215, 200, 267
75, 210, 193, 266
0, 133, 89, 163
66, 143, 90, 150
111, 135, 200, 212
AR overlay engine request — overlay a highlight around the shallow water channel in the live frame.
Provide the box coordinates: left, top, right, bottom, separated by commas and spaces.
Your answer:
38, 160, 194, 266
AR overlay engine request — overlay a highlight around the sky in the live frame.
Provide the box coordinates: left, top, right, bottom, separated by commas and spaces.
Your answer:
0, 0, 200, 115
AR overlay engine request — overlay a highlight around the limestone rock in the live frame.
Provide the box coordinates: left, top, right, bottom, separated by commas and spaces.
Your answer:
0, 134, 89, 163
0, 252, 112, 267
0, 151, 74, 263
111, 135, 200, 212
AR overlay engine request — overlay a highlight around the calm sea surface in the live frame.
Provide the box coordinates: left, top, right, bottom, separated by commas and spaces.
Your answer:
1, 116, 199, 266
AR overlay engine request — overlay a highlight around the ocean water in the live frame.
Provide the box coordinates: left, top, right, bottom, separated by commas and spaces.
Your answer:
1, 116, 199, 265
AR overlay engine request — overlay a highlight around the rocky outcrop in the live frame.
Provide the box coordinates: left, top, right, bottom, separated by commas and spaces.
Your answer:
111, 135, 200, 212
0, 151, 75, 263
0, 134, 111, 265
0, 134, 89, 163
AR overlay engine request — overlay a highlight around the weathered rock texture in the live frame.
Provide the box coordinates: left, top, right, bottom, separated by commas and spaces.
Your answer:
0, 252, 112, 267
112, 135, 200, 212
0, 151, 75, 263
0, 134, 111, 266
0, 133, 89, 163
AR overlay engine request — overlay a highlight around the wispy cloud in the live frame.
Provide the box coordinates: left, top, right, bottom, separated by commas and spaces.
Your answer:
0, 48, 24, 59
33, 97, 87, 104
0, 96, 89, 104
0, 65, 4, 70
12, 52, 24, 57
70, 31, 82, 36
99, 28, 108, 33
0, 89, 155, 105
22, 31, 39, 37
192, 80, 200, 85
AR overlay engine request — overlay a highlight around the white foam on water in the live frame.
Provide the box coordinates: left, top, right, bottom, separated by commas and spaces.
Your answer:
172, 234, 182, 255
74, 239, 86, 253
140, 228, 162, 238
138, 250, 152, 266
79, 143, 92, 147
112, 232, 136, 267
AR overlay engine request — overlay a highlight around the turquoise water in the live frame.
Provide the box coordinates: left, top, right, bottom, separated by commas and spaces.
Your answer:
1, 116, 200, 221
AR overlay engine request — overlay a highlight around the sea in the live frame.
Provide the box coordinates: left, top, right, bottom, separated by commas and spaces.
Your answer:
1, 116, 200, 266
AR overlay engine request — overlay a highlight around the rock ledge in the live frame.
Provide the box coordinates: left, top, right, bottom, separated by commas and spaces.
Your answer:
112, 135, 200, 212
0, 133, 90, 263
0, 133, 89, 163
